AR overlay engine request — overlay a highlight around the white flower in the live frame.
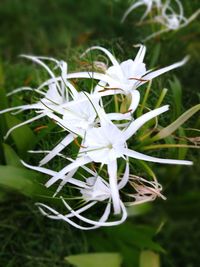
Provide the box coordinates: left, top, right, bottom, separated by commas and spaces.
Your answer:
39, 91, 133, 166
22, 160, 128, 230
123, 0, 200, 41
0, 56, 78, 139
0, 55, 132, 163
150, 1, 200, 36
82, 45, 189, 96
44, 105, 192, 215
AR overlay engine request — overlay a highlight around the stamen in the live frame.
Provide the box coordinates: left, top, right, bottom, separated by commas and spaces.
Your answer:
122, 109, 132, 114
34, 125, 48, 132
74, 138, 87, 148
129, 77, 149, 82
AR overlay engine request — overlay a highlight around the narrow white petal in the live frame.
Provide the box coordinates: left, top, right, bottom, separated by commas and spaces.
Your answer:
44, 112, 79, 136
81, 46, 120, 70
45, 156, 91, 188
39, 134, 74, 166
134, 45, 146, 63
7, 87, 33, 97
107, 112, 131, 121
20, 55, 62, 94
65, 201, 98, 219
123, 148, 193, 165
107, 160, 121, 215
32, 55, 60, 65
118, 161, 130, 189
53, 168, 79, 197
143, 56, 189, 80
129, 90, 140, 114
124, 105, 169, 140
36, 203, 100, 230
0, 104, 40, 114
37, 198, 127, 229
62, 197, 127, 227
4, 113, 45, 140
121, 1, 143, 23
21, 160, 56, 176
62, 198, 110, 226
67, 72, 116, 85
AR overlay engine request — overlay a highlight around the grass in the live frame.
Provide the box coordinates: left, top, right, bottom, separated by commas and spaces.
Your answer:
0, 194, 87, 267
0, 0, 200, 266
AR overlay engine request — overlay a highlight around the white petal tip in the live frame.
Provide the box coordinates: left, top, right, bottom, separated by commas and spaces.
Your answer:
182, 55, 190, 64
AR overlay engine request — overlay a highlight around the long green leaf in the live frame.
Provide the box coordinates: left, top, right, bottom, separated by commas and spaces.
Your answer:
149, 43, 161, 69
65, 253, 122, 267
0, 165, 49, 198
103, 223, 165, 253
169, 76, 182, 119
0, 63, 7, 163
151, 104, 200, 142
3, 143, 23, 167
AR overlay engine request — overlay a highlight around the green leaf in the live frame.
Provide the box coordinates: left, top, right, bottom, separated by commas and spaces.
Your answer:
169, 76, 182, 119
140, 250, 160, 267
0, 191, 7, 202
150, 43, 161, 69
152, 104, 200, 142
5, 113, 36, 156
3, 143, 23, 167
127, 203, 152, 216
0, 165, 49, 198
0, 64, 7, 163
154, 88, 168, 109
0, 85, 7, 136
133, 160, 157, 180
103, 223, 165, 253
65, 253, 122, 267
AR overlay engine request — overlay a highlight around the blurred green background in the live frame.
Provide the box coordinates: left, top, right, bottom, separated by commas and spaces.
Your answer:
0, 0, 199, 266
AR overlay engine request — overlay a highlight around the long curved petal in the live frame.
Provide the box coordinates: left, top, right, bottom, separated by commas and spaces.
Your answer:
143, 56, 189, 79
81, 46, 120, 70
122, 148, 193, 165
45, 156, 91, 188
118, 160, 130, 189
4, 113, 45, 140
121, 1, 144, 23
39, 133, 74, 166
20, 55, 62, 94
124, 105, 169, 140
62, 198, 127, 227
107, 160, 121, 215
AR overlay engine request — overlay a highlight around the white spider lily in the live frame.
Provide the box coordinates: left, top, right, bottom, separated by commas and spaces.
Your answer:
81, 45, 189, 96
37, 91, 100, 166
26, 150, 130, 197
1, 53, 135, 150
34, 45, 188, 111
0, 56, 79, 139
143, 0, 199, 41
22, 160, 128, 230
121, 0, 162, 23
45, 105, 192, 215
39, 92, 133, 166
0, 83, 68, 140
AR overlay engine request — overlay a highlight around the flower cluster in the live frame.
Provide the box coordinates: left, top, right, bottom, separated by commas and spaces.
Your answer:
121, 0, 200, 41
1, 45, 193, 229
